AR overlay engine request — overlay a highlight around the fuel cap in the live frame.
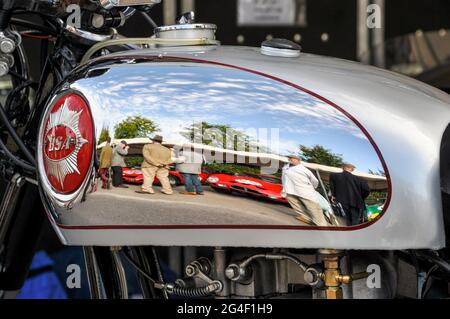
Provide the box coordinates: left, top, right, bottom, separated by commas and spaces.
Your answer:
261, 38, 301, 58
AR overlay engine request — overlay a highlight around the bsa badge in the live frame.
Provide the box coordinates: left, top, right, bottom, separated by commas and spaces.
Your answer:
42, 93, 94, 194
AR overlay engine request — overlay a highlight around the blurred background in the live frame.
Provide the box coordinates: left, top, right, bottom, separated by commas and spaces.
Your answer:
4, 0, 450, 298
99, 0, 450, 92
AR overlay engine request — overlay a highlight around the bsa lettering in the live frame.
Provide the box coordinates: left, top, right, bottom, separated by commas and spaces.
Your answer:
47, 135, 76, 152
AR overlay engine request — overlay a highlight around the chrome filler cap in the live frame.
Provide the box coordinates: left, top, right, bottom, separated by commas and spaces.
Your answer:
261, 38, 301, 58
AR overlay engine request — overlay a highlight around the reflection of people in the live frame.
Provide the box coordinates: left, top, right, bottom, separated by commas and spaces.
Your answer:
316, 191, 339, 226
174, 148, 205, 195
281, 155, 330, 226
329, 163, 370, 226
137, 135, 173, 195
99, 137, 113, 189
111, 140, 129, 188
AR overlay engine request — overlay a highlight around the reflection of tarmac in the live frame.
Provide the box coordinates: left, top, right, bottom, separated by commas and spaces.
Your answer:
62, 184, 307, 226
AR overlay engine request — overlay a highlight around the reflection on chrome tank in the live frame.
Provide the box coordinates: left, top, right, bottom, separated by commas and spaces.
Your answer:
38, 60, 389, 229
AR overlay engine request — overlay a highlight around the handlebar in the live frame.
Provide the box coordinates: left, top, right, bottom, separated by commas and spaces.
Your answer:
100, 0, 161, 10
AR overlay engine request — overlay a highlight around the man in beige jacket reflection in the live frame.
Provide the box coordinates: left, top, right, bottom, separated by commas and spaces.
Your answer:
136, 135, 173, 195
281, 155, 330, 226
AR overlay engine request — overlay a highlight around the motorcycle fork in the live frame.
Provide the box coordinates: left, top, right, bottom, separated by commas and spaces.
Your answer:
83, 246, 167, 299
85, 246, 129, 299
0, 182, 45, 291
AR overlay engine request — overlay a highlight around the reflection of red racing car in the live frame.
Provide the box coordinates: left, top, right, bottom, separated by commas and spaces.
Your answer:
206, 174, 287, 203
122, 168, 209, 186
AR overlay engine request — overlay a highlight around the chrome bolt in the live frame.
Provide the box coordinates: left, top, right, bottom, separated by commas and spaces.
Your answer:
304, 270, 318, 284
0, 38, 15, 54
185, 264, 196, 277
225, 266, 238, 280
303, 265, 324, 289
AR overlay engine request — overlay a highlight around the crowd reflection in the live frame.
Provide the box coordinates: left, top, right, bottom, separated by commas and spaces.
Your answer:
74, 62, 392, 227
96, 135, 386, 227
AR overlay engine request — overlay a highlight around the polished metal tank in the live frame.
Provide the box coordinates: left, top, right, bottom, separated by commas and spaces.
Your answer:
37, 45, 450, 249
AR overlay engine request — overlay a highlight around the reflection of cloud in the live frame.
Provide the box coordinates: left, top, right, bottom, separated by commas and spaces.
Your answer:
165, 80, 201, 85
74, 64, 379, 172
206, 82, 247, 89
215, 77, 271, 84
166, 72, 198, 77
151, 117, 188, 143
265, 103, 367, 140
275, 139, 302, 155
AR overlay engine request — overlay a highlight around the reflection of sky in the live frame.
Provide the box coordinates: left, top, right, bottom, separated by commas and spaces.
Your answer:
73, 63, 382, 173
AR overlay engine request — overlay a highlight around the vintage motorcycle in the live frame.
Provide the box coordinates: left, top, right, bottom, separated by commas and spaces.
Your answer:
0, 0, 450, 299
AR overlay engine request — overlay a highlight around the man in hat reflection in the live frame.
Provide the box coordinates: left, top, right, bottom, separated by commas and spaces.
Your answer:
281, 155, 329, 226
330, 163, 370, 226
137, 135, 173, 195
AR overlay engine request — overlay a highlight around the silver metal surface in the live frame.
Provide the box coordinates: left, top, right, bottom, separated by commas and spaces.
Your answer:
110, 248, 129, 299
64, 25, 114, 42
176, 11, 195, 25
100, 0, 161, 9
275, 249, 289, 294
57, 17, 114, 44
213, 248, 231, 297
0, 31, 18, 54
83, 246, 106, 299
260, 45, 301, 58
154, 23, 217, 40
37, 45, 450, 250
0, 38, 15, 54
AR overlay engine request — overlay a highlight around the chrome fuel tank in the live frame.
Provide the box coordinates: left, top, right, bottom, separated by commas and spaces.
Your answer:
37, 45, 450, 249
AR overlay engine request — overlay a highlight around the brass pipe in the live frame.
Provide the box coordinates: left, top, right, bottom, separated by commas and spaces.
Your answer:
319, 250, 369, 299
322, 255, 343, 299
336, 272, 369, 285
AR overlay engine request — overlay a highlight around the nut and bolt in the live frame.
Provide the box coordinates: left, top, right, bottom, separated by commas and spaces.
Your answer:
0, 38, 15, 54
185, 264, 197, 277
225, 265, 239, 280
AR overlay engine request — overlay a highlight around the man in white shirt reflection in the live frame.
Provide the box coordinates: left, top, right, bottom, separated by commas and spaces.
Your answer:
281, 155, 330, 226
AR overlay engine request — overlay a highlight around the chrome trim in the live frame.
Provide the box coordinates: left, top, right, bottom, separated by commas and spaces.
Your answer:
100, 0, 161, 9
83, 246, 106, 299
111, 247, 129, 299
64, 25, 114, 43
154, 23, 217, 33
56, 18, 115, 44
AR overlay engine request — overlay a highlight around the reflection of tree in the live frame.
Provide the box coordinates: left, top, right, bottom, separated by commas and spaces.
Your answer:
98, 126, 110, 144
114, 116, 158, 139
125, 156, 143, 168
368, 169, 386, 177
204, 163, 260, 176
299, 145, 344, 167
366, 169, 387, 204
366, 191, 386, 204
181, 121, 266, 152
